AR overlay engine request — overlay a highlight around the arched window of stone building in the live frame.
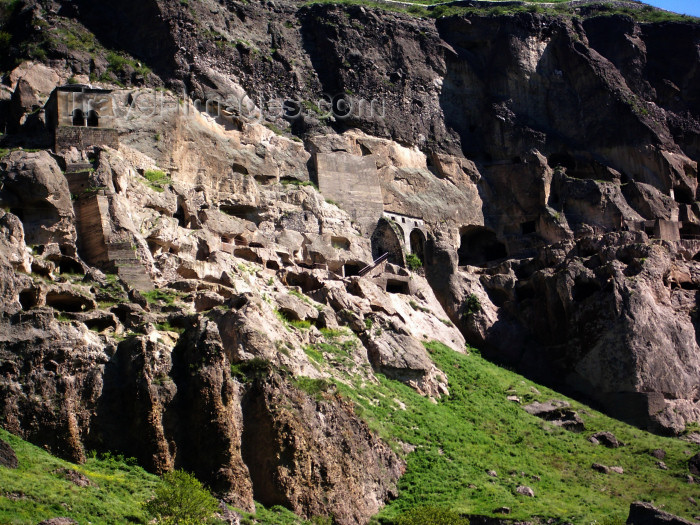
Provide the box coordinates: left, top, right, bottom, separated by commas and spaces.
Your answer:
371, 218, 405, 267
87, 110, 99, 127
72, 109, 85, 126
409, 229, 426, 265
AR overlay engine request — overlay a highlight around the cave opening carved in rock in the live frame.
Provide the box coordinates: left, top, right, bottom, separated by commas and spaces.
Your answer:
458, 226, 507, 266
371, 218, 405, 267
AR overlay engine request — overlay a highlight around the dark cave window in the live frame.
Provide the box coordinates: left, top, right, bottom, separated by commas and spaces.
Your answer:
458, 227, 507, 266
87, 110, 99, 127
521, 221, 537, 235
386, 279, 409, 294
72, 109, 85, 126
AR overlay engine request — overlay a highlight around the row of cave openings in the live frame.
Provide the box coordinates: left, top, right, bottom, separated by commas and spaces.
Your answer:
371, 219, 509, 270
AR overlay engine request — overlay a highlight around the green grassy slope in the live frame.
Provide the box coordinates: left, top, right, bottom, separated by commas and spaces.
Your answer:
0, 426, 333, 525
335, 342, 699, 524
2, 342, 699, 524
0, 429, 158, 524
0, 429, 158, 525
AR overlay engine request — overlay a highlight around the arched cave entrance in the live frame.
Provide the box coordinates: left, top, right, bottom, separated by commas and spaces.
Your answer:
371, 218, 405, 267
87, 110, 99, 127
409, 229, 426, 265
72, 109, 85, 126
458, 226, 507, 266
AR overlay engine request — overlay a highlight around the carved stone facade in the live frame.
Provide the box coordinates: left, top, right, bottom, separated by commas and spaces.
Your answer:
45, 85, 118, 153
315, 152, 384, 234
383, 211, 427, 259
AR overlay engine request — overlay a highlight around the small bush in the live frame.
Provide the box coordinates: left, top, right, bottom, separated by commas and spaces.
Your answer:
0, 30, 11, 53
406, 253, 422, 271
144, 470, 219, 525
392, 505, 469, 525
293, 377, 332, 399
230, 357, 272, 381
463, 293, 481, 316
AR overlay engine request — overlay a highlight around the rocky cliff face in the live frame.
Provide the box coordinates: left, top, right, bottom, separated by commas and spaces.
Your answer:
1, 0, 700, 521
0, 92, 465, 521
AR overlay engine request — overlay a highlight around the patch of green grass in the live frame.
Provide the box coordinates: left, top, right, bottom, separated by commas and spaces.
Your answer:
301, 100, 326, 117
142, 169, 172, 193
409, 300, 431, 314
264, 123, 286, 136
275, 309, 313, 330
155, 320, 185, 334
237, 263, 257, 275
0, 428, 158, 524
333, 342, 700, 523
106, 51, 151, 78
290, 319, 312, 329
97, 273, 127, 305
292, 377, 332, 400
303, 345, 324, 365
303, 0, 699, 24
289, 289, 311, 304
684, 422, 700, 435
235, 502, 330, 525
142, 289, 178, 306
281, 179, 318, 190
392, 505, 469, 525
53, 25, 98, 53
319, 327, 350, 339
304, 337, 357, 371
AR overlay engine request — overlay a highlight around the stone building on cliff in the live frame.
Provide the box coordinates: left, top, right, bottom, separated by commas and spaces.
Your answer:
45, 85, 119, 153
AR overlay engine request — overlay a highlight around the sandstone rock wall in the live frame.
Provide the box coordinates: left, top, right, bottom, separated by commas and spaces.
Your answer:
1, 1, 700, 518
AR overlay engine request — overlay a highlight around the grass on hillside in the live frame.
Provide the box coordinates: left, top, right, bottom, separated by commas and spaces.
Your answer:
332, 342, 700, 524
142, 169, 172, 193
2, 341, 699, 524
0, 425, 351, 525
304, 0, 699, 23
0, 429, 158, 524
